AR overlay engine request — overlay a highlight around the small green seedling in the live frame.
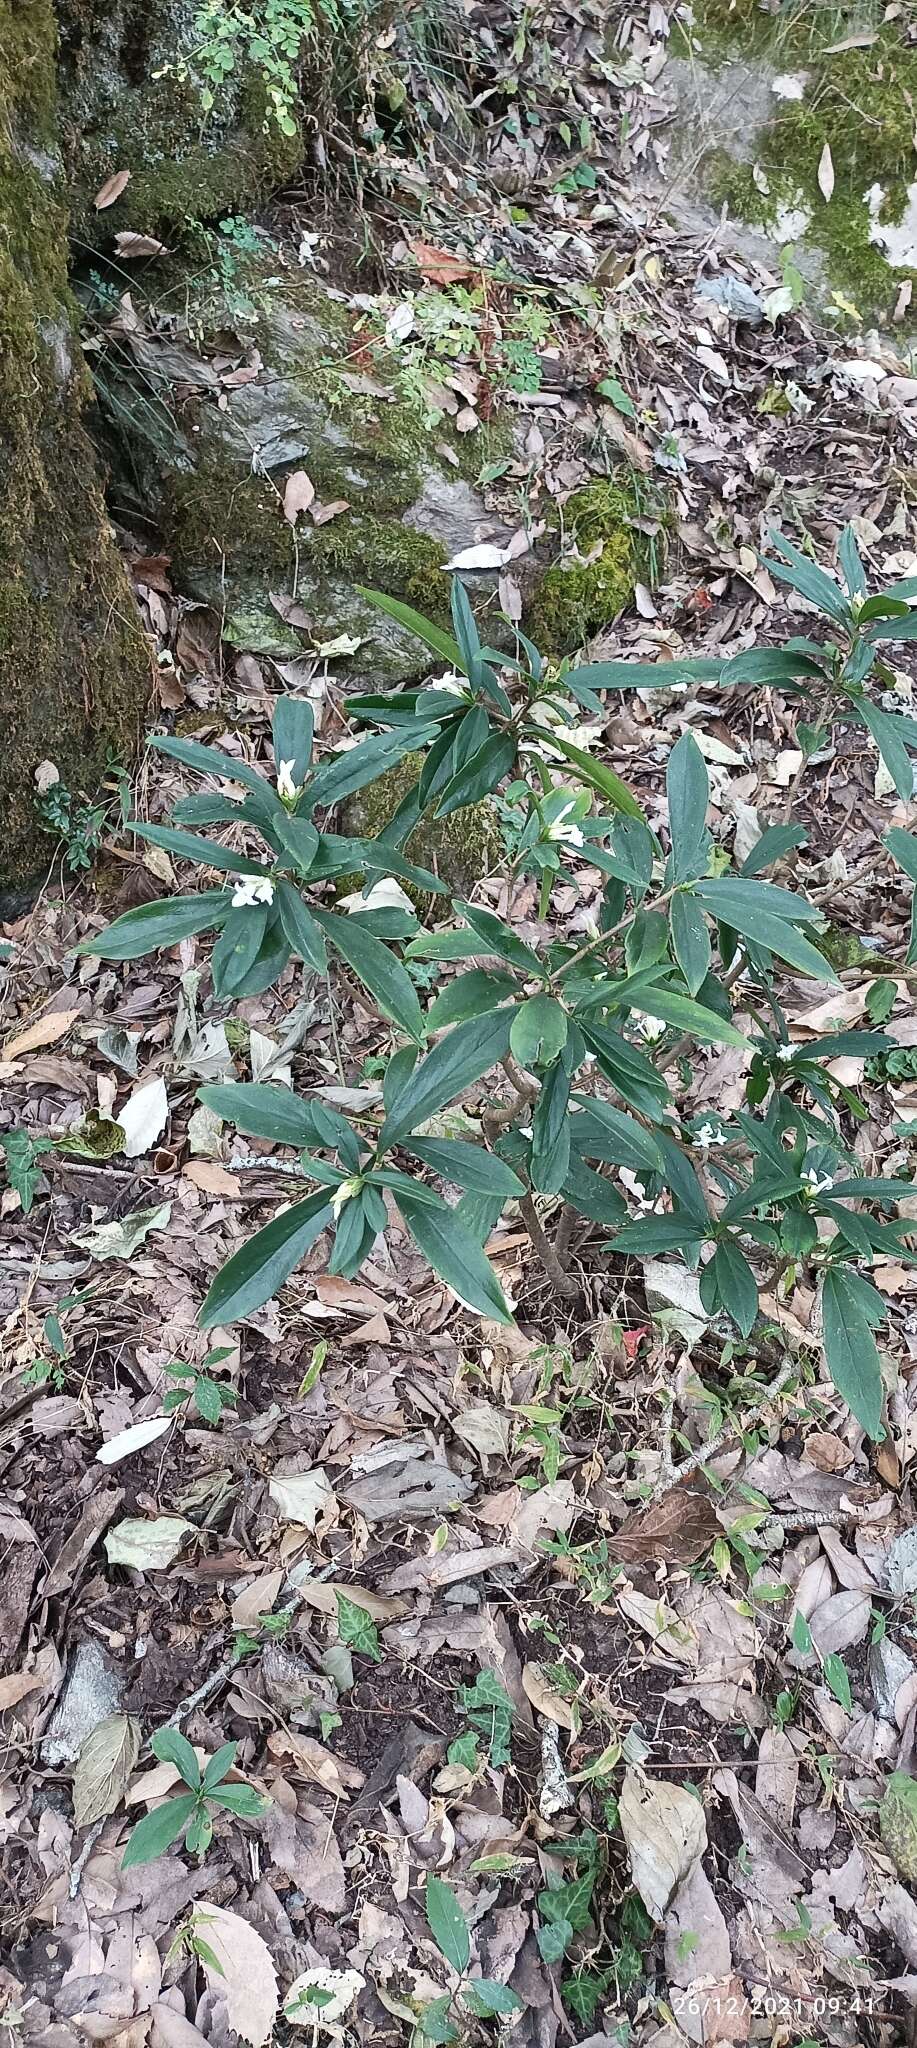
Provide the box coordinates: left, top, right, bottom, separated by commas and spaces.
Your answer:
162, 1347, 238, 1425
418, 1877, 522, 2042
122, 1728, 267, 1867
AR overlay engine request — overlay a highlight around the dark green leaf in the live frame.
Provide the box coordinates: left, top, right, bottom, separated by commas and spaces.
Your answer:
542, 734, 645, 820
426, 969, 517, 1030
435, 733, 516, 817
450, 577, 482, 677
561, 1156, 627, 1225
273, 812, 320, 876
838, 523, 866, 599
510, 994, 568, 1068
856, 698, 914, 802
667, 730, 710, 882
197, 1082, 322, 1148
766, 531, 852, 627
611, 1217, 706, 1254
355, 587, 463, 669
77, 891, 231, 960
199, 1191, 333, 1327
720, 647, 827, 686
885, 826, 917, 884
670, 892, 711, 995
151, 1726, 201, 1789
407, 1138, 524, 1198
620, 979, 749, 1048
208, 1782, 269, 1817
276, 882, 328, 970
822, 1652, 852, 1712
272, 698, 314, 783
314, 909, 426, 1044
121, 1792, 197, 1869
456, 901, 544, 975
426, 1877, 471, 1975
741, 825, 807, 876
335, 1591, 382, 1661
821, 1265, 885, 1437
462, 1982, 523, 2019
128, 821, 265, 877
202, 1741, 238, 1790
306, 729, 438, 813
149, 733, 273, 796
381, 1008, 513, 1147
397, 1192, 513, 1321
699, 1240, 758, 1337
211, 903, 270, 998
564, 657, 725, 692
530, 1060, 570, 1194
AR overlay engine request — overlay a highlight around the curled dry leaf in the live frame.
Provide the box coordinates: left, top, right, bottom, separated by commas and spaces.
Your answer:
104, 1516, 194, 1570
609, 1482, 719, 1567
3, 1008, 80, 1060
72, 1712, 141, 1827
522, 1660, 577, 1731
96, 1415, 172, 1466
94, 168, 131, 209
191, 1904, 278, 2046
114, 232, 170, 259
283, 469, 315, 525
620, 1769, 708, 1920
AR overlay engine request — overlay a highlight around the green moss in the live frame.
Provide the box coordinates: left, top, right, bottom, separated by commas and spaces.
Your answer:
683, 1, 917, 317
526, 479, 642, 657
0, 0, 150, 894
343, 752, 502, 911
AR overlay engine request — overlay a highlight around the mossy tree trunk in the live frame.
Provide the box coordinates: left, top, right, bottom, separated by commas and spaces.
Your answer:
0, 0, 151, 900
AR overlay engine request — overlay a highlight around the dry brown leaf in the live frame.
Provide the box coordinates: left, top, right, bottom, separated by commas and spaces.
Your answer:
817, 143, 835, 201
620, 1769, 708, 1919
191, 1904, 277, 2046
183, 1160, 241, 1197
311, 498, 350, 525
522, 1661, 577, 1730
609, 1483, 719, 1566
114, 231, 169, 258
408, 238, 476, 286
72, 1713, 141, 1827
802, 1431, 852, 1474
0, 1668, 47, 1712
94, 168, 131, 209
283, 469, 315, 524
3, 1007, 80, 1059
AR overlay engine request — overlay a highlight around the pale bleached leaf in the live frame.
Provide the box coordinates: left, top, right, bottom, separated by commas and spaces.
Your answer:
104, 1516, 194, 1569
191, 1904, 278, 2047
620, 1769, 708, 1919
73, 1712, 141, 1827
817, 143, 835, 201
96, 1415, 172, 1465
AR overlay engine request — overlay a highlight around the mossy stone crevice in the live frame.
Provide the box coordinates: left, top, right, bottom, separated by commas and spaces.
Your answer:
0, 0, 151, 897
342, 752, 502, 911
525, 479, 644, 658
678, 0, 917, 319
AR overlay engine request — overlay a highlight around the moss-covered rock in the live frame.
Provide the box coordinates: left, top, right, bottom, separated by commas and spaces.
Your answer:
56, 0, 303, 240
675, 1, 917, 320
526, 480, 643, 658
99, 258, 529, 684
343, 752, 502, 910
0, 0, 150, 898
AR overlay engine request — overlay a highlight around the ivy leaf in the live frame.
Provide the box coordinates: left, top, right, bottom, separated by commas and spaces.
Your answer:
335, 1592, 382, 1662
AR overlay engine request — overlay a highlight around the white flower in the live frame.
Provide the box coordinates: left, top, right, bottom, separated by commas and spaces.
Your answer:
546, 799, 585, 850
338, 876, 414, 915
695, 1121, 727, 1149
276, 758, 300, 801
802, 1167, 834, 1196
231, 876, 275, 909
432, 673, 469, 698
775, 1043, 797, 1062
330, 1175, 362, 1217
635, 1012, 666, 1043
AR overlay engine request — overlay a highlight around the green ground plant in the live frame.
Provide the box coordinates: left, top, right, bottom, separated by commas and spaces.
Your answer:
79, 534, 917, 1442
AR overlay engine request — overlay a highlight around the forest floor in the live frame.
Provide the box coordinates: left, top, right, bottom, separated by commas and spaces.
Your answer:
4, 2, 917, 2046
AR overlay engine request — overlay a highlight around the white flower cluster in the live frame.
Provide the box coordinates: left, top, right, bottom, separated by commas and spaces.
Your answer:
231, 876, 275, 909
802, 1167, 834, 1197
545, 799, 584, 850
